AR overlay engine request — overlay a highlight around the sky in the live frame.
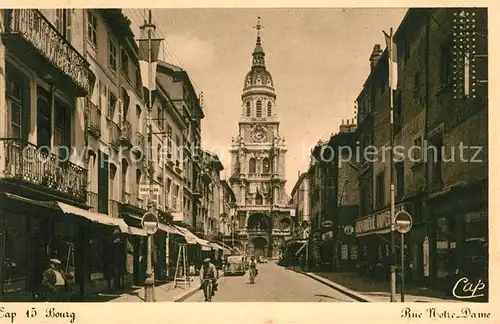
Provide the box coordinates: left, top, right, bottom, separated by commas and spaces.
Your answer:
124, 8, 408, 194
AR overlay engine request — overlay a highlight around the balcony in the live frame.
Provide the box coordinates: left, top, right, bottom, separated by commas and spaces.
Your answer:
129, 193, 145, 210
174, 160, 182, 175
119, 120, 132, 148
1, 139, 88, 201
86, 102, 101, 138
134, 131, 145, 155
87, 191, 98, 212
272, 228, 292, 236
247, 229, 269, 236
109, 122, 121, 150
1, 9, 92, 96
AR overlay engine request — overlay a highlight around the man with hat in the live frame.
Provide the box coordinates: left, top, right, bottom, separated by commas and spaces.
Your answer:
41, 258, 68, 301
199, 258, 218, 301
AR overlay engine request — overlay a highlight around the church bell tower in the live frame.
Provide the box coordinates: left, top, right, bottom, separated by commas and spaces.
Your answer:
228, 17, 293, 258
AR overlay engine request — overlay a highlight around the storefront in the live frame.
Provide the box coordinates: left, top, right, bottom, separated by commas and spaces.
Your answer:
0, 192, 143, 301
427, 178, 488, 298
354, 202, 414, 281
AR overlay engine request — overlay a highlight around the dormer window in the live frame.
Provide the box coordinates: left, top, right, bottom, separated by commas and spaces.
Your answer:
256, 77, 262, 85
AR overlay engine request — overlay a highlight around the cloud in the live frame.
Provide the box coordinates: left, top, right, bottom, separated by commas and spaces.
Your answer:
164, 34, 216, 71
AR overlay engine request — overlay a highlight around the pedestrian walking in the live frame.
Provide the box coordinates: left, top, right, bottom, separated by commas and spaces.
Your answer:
40, 258, 69, 302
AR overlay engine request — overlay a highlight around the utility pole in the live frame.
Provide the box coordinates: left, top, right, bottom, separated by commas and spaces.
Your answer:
138, 9, 163, 303
388, 27, 397, 303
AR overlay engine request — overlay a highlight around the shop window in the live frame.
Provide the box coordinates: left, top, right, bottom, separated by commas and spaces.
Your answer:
435, 216, 457, 279
89, 238, 105, 280
2, 214, 28, 294
52, 220, 76, 281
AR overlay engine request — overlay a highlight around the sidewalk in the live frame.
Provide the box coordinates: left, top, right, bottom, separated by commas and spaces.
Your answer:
289, 267, 462, 302
85, 277, 201, 302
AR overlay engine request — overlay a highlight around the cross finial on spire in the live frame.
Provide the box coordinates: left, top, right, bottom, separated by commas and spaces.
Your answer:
253, 16, 264, 38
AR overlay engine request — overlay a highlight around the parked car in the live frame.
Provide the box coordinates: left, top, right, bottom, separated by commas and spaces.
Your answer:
224, 255, 246, 276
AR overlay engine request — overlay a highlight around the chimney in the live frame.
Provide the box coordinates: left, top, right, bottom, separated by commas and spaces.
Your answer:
370, 44, 383, 71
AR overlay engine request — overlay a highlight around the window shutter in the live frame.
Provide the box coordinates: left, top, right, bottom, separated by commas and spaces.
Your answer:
101, 84, 108, 113
65, 9, 72, 42
116, 98, 123, 125
92, 78, 100, 105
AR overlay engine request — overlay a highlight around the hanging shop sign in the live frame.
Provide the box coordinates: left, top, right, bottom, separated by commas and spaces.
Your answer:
355, 203, 413, 237
343, 225, 354, 235
321, 220, 333, 228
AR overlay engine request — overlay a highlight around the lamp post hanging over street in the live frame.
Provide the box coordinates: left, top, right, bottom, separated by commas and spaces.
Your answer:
137, 9, 163, 303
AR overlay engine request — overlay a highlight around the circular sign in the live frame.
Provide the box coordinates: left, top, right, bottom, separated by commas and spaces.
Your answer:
141, 211, 159, 235
395, 210, 413, 234
344, 225, 354, 235
322, 220, 333, 228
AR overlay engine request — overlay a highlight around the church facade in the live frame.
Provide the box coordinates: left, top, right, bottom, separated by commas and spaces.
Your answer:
228, 19, 294, 258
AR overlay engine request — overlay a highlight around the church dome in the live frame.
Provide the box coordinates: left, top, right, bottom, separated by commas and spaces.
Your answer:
243, 68, 274, 89
242, 18, 275, 93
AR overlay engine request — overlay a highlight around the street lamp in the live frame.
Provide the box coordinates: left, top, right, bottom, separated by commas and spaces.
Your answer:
141, 211, 159, 302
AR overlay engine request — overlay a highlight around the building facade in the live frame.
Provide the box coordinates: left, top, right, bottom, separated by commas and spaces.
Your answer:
228, 21, 293, 258
354, 8, 488, 296
0, 9, 217, 301
289, 171, 311, 237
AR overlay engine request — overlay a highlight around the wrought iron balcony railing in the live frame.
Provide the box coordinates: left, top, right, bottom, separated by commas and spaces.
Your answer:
2, 9, 92, 95
120, 120, 132, 147
109, 122, 120, 149
86, 102, 101, 138
1, 138, 88, 201
247, 229, 269, 236
135, 131, 145, 153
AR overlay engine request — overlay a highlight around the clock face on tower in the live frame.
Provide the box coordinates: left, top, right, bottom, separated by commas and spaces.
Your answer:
251, 125, 267, 143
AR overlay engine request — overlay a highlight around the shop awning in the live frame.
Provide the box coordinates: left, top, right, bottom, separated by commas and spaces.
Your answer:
118, 224, 148, 236
57, 202, 121, 227
158, 223, 184, 235
57, 202, 148, 236
197, 238, 214, 251
213, 243, 232, 254
174, 225, 200, 245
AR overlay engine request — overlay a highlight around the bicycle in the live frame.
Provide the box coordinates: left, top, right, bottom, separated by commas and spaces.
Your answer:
202, 278, 214, 302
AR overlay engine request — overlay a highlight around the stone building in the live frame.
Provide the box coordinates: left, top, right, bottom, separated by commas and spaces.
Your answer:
289, 171, 311, 237
354, 8, 488, 295
228, 19, 293, 258
0, 9, 214, 301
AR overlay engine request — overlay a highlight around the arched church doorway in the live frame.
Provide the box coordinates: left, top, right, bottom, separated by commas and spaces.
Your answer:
248, 236, 268, 258
247, 213, 269, 231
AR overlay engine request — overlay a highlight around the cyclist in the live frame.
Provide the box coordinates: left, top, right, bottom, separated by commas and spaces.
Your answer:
199, 258, 218, 301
